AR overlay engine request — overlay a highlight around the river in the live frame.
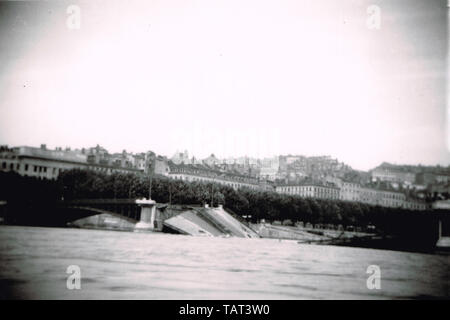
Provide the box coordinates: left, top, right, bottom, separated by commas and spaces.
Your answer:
0, 225, 448, 299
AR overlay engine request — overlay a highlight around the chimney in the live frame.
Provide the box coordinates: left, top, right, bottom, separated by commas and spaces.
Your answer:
40, 144, 46, 150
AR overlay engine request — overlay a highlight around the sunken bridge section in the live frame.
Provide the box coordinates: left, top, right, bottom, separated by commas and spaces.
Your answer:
59, 199, 260, 238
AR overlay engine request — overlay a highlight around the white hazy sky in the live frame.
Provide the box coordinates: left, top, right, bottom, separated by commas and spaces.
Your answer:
0, 0, 448, 171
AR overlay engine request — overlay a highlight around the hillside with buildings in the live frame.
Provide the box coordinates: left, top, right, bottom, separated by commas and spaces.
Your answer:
2, 144, 450, 211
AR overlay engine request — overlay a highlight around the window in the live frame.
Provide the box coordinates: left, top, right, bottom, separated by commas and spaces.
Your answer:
25, 164, 29, 171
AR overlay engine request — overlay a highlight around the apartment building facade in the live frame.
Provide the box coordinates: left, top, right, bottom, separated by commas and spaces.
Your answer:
168, 162, 261, 190
275, 183, 340, 200
0, 145, 143, 180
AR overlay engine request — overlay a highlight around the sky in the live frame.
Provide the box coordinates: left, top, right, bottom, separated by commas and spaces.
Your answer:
0, 0, 448, 171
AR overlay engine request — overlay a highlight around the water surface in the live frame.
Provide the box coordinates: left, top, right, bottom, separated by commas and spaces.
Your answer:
0, 225, 448, 299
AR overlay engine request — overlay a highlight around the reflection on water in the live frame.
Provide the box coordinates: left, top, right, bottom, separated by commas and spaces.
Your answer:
0, 225, 448, 299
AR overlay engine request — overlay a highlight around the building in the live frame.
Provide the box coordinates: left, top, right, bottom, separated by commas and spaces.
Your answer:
154, 155, 170, 176
436, 173, 450, 184
259, 166, 279, 181
0, 145, 143, 180
358, 186, 405, 208
340, 179, 426, 210
371, 163, 416, 184
168, 162, 261, 190
261, 156, 279, 168
416, 171, 450, 185
202, 154, 221, 166
170, 150, 192, 165
402, 198, 428, 211
340, 180, 361, 202
133, 153, 147, 172
273, 175, 426, 210
275, 182, 340, 200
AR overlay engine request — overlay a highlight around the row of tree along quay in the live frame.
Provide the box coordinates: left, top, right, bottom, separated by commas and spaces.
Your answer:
0, 170, 440, 252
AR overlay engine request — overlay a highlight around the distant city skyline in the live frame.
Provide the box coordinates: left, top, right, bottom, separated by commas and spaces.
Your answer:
2, 141, 450, 173
0, 0, 448, 172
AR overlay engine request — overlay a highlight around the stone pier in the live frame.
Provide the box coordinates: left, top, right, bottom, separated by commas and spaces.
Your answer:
134, 198, 157, 232
432, 200, 450, 251
436, 219, 450, 251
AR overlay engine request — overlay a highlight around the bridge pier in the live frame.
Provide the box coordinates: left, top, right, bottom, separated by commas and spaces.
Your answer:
436, 218, 450, 251
134, 199, 157, 232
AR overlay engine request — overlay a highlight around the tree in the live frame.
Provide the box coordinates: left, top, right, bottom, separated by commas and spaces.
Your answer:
50, 168, 429, 236
213, 192, 225, 206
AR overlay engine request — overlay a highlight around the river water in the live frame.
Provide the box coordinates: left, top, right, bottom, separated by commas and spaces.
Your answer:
0, 225, 448, 299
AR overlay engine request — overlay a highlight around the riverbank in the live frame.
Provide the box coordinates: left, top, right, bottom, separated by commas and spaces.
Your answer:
252, 223, 373, 240
250, 223, 443, 254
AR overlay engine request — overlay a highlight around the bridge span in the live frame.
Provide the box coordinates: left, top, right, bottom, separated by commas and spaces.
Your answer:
60, 199, 260, 238
57, 198, 450, 247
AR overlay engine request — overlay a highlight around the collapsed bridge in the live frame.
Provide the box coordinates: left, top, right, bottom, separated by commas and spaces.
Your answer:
61, 199, 260, 238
